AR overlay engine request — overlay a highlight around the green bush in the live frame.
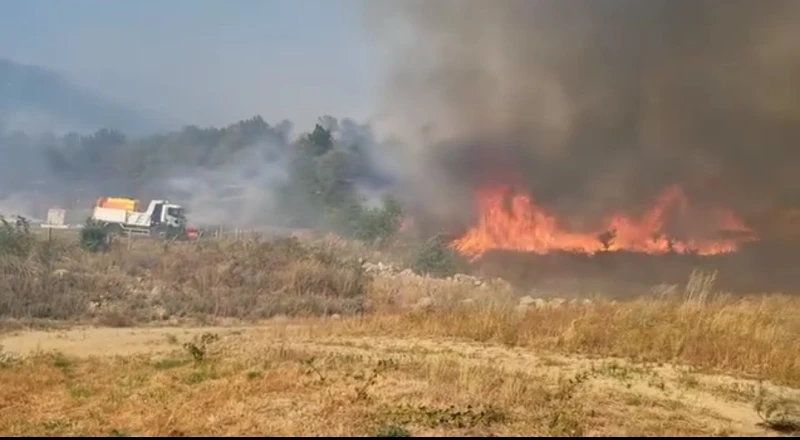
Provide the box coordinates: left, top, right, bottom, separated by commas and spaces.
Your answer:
79, 218, 109, 252
353, 196, 403, 244
408, 236, 462, 278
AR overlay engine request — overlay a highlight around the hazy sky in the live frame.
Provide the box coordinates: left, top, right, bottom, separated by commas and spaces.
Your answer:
0, 0, 379, 130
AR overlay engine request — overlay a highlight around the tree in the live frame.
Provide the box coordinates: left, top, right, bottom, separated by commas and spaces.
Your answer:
597, 229, 617, 251
303, 124, 333, 157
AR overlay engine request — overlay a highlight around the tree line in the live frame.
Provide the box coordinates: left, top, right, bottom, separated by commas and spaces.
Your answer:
0, 115, 404, 244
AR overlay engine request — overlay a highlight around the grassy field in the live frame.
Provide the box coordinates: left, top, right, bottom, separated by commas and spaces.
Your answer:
0, 232, 798, 436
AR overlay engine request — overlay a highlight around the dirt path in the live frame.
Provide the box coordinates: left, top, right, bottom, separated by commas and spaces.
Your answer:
1, 323, 796, 437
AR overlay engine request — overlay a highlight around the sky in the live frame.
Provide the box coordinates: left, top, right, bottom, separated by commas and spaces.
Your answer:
0, 0, 380, 130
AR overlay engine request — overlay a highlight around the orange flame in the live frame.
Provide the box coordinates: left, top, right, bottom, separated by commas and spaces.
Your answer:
451, 184, 757, 260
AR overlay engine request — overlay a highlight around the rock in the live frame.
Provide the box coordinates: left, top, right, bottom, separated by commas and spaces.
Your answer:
51, 269, 69, 277
519, 296, 547, 309
272, 315, 289, 323
582, 298, 593, 306
330, 314, 341, 320
462, 298, 475, 306
414, 297, 434, 310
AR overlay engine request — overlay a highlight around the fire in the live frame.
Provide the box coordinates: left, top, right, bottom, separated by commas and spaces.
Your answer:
451, 184, 757, 260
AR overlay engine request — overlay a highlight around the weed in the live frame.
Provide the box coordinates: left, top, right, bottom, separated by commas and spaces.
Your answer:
50, 352, 73, 373
543, 370, 593, 437
755, 383, 800, 435
677, 369, 700, 389
152, 358, 187, 370
384, 404, 507, 429
183, 332, 220, 362
185, 369, 217, 385
300, 356, 327, 383
375, 424, 411, 437
67, 385, 93, 399
352, 359, 398, 402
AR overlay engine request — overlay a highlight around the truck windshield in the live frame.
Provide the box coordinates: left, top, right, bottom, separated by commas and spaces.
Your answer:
166, 207, 185, 218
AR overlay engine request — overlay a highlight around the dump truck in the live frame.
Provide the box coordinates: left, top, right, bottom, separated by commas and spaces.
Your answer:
91, 197, 194, 239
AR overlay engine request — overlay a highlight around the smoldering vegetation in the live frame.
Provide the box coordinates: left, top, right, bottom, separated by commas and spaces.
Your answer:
473, 244, 800, 297
363, 0, 800, 235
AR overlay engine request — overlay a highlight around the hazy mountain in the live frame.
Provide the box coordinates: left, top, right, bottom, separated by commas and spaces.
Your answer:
0, 59, 170, 136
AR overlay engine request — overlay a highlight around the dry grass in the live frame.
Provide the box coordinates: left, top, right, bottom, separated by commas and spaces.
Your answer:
0, 323, 797, 437
1, 230, 799, 436
0, 236, 368, 324
335, 294, 800, 388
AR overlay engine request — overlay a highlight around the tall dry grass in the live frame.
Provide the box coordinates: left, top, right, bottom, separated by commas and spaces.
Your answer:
340, 271, 800, 387
2, 227, 799, 388
0, 235, 369, 324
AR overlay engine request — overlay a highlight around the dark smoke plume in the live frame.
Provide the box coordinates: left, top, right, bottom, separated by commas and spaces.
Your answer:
363, 0, 800, 234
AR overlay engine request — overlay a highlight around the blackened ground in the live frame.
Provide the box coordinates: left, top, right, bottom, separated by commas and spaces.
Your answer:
472, 242, 800, 297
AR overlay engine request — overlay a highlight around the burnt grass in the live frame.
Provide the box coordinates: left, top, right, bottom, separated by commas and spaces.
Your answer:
474, 241, 800, 297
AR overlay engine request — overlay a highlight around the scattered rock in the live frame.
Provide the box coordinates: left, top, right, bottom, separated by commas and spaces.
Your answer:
518, 296, 547, 309
414, 297, 434, 310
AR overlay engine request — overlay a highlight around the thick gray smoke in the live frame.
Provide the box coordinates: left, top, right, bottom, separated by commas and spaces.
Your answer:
363, 0, 800, 234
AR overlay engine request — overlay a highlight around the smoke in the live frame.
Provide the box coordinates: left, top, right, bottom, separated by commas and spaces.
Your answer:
160, 122, 294, 228
0, 114, 400, 231
363, 0, 800, 233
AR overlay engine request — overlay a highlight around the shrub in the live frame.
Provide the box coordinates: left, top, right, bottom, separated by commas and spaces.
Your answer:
353, 196, 404, 245
408, 236, 462, 278
79, 218, 109, 252
0, 215, 35, 258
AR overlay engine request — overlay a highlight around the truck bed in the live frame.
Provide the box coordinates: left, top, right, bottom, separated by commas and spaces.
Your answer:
93, 207, 151, 228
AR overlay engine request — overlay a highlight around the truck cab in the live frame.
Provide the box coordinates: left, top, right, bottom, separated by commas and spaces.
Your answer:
148, 200, 188, 234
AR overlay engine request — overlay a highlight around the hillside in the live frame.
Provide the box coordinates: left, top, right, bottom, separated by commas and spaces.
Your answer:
0, 59, 166, 136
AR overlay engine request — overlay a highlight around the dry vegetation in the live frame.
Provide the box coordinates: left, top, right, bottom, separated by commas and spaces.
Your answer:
1, 225, 799, 436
